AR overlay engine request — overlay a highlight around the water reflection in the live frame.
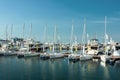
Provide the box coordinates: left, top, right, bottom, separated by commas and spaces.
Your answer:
100, 62, 110, 80
0, 56, 120, 80
114, 61, 120, 69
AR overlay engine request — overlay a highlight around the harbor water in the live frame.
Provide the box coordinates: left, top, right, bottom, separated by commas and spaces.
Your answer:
0, 56, 120, 80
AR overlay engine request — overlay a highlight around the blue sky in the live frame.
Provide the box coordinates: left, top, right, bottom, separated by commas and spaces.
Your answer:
0, 0, 120, 43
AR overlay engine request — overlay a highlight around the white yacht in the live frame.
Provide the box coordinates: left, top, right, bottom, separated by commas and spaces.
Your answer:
87, 38, 99, 55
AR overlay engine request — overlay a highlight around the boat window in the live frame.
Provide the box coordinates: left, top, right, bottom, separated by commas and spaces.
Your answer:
116, 46, 120, 50
91, 47, 98, 50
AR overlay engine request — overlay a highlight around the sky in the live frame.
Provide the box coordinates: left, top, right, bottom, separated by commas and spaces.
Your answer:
0, 0, 120, 43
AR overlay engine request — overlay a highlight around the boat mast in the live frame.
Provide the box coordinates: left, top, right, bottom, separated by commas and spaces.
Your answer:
53, 25, 57, 52
70, 20, 74, 44
82, 19, 86, 45
11, 24, 13, 40
70, 20, 74, 53
44, 24, 47, 43
30, 23, 32, 39
82, 19, 86, 55
104, 16, 109, 55
54, 25, 57, 43
23, 23, 25, 40
43, 24, 47, 52
105, 16, 107, 46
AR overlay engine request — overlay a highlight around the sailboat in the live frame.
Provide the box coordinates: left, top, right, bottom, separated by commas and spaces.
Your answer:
1, 24, 17, 56
40, 25, 50, 60
17, 24, 40, 58
49, 25, 64, 59
80, 20, 93, 61
68, 43, 80, 61
100, 16, 110, 63
17, 41, 40, 58
68, 22, 80, 61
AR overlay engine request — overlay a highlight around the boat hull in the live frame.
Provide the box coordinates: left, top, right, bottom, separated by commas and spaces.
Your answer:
50, 53, 64, 59
68, 54, 80, 62
80, 55, 93, 61
40, 53, 50, 60
17, 52, 40, 58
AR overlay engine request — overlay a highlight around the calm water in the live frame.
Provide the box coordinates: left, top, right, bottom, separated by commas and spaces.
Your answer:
0, 56, 120, 80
